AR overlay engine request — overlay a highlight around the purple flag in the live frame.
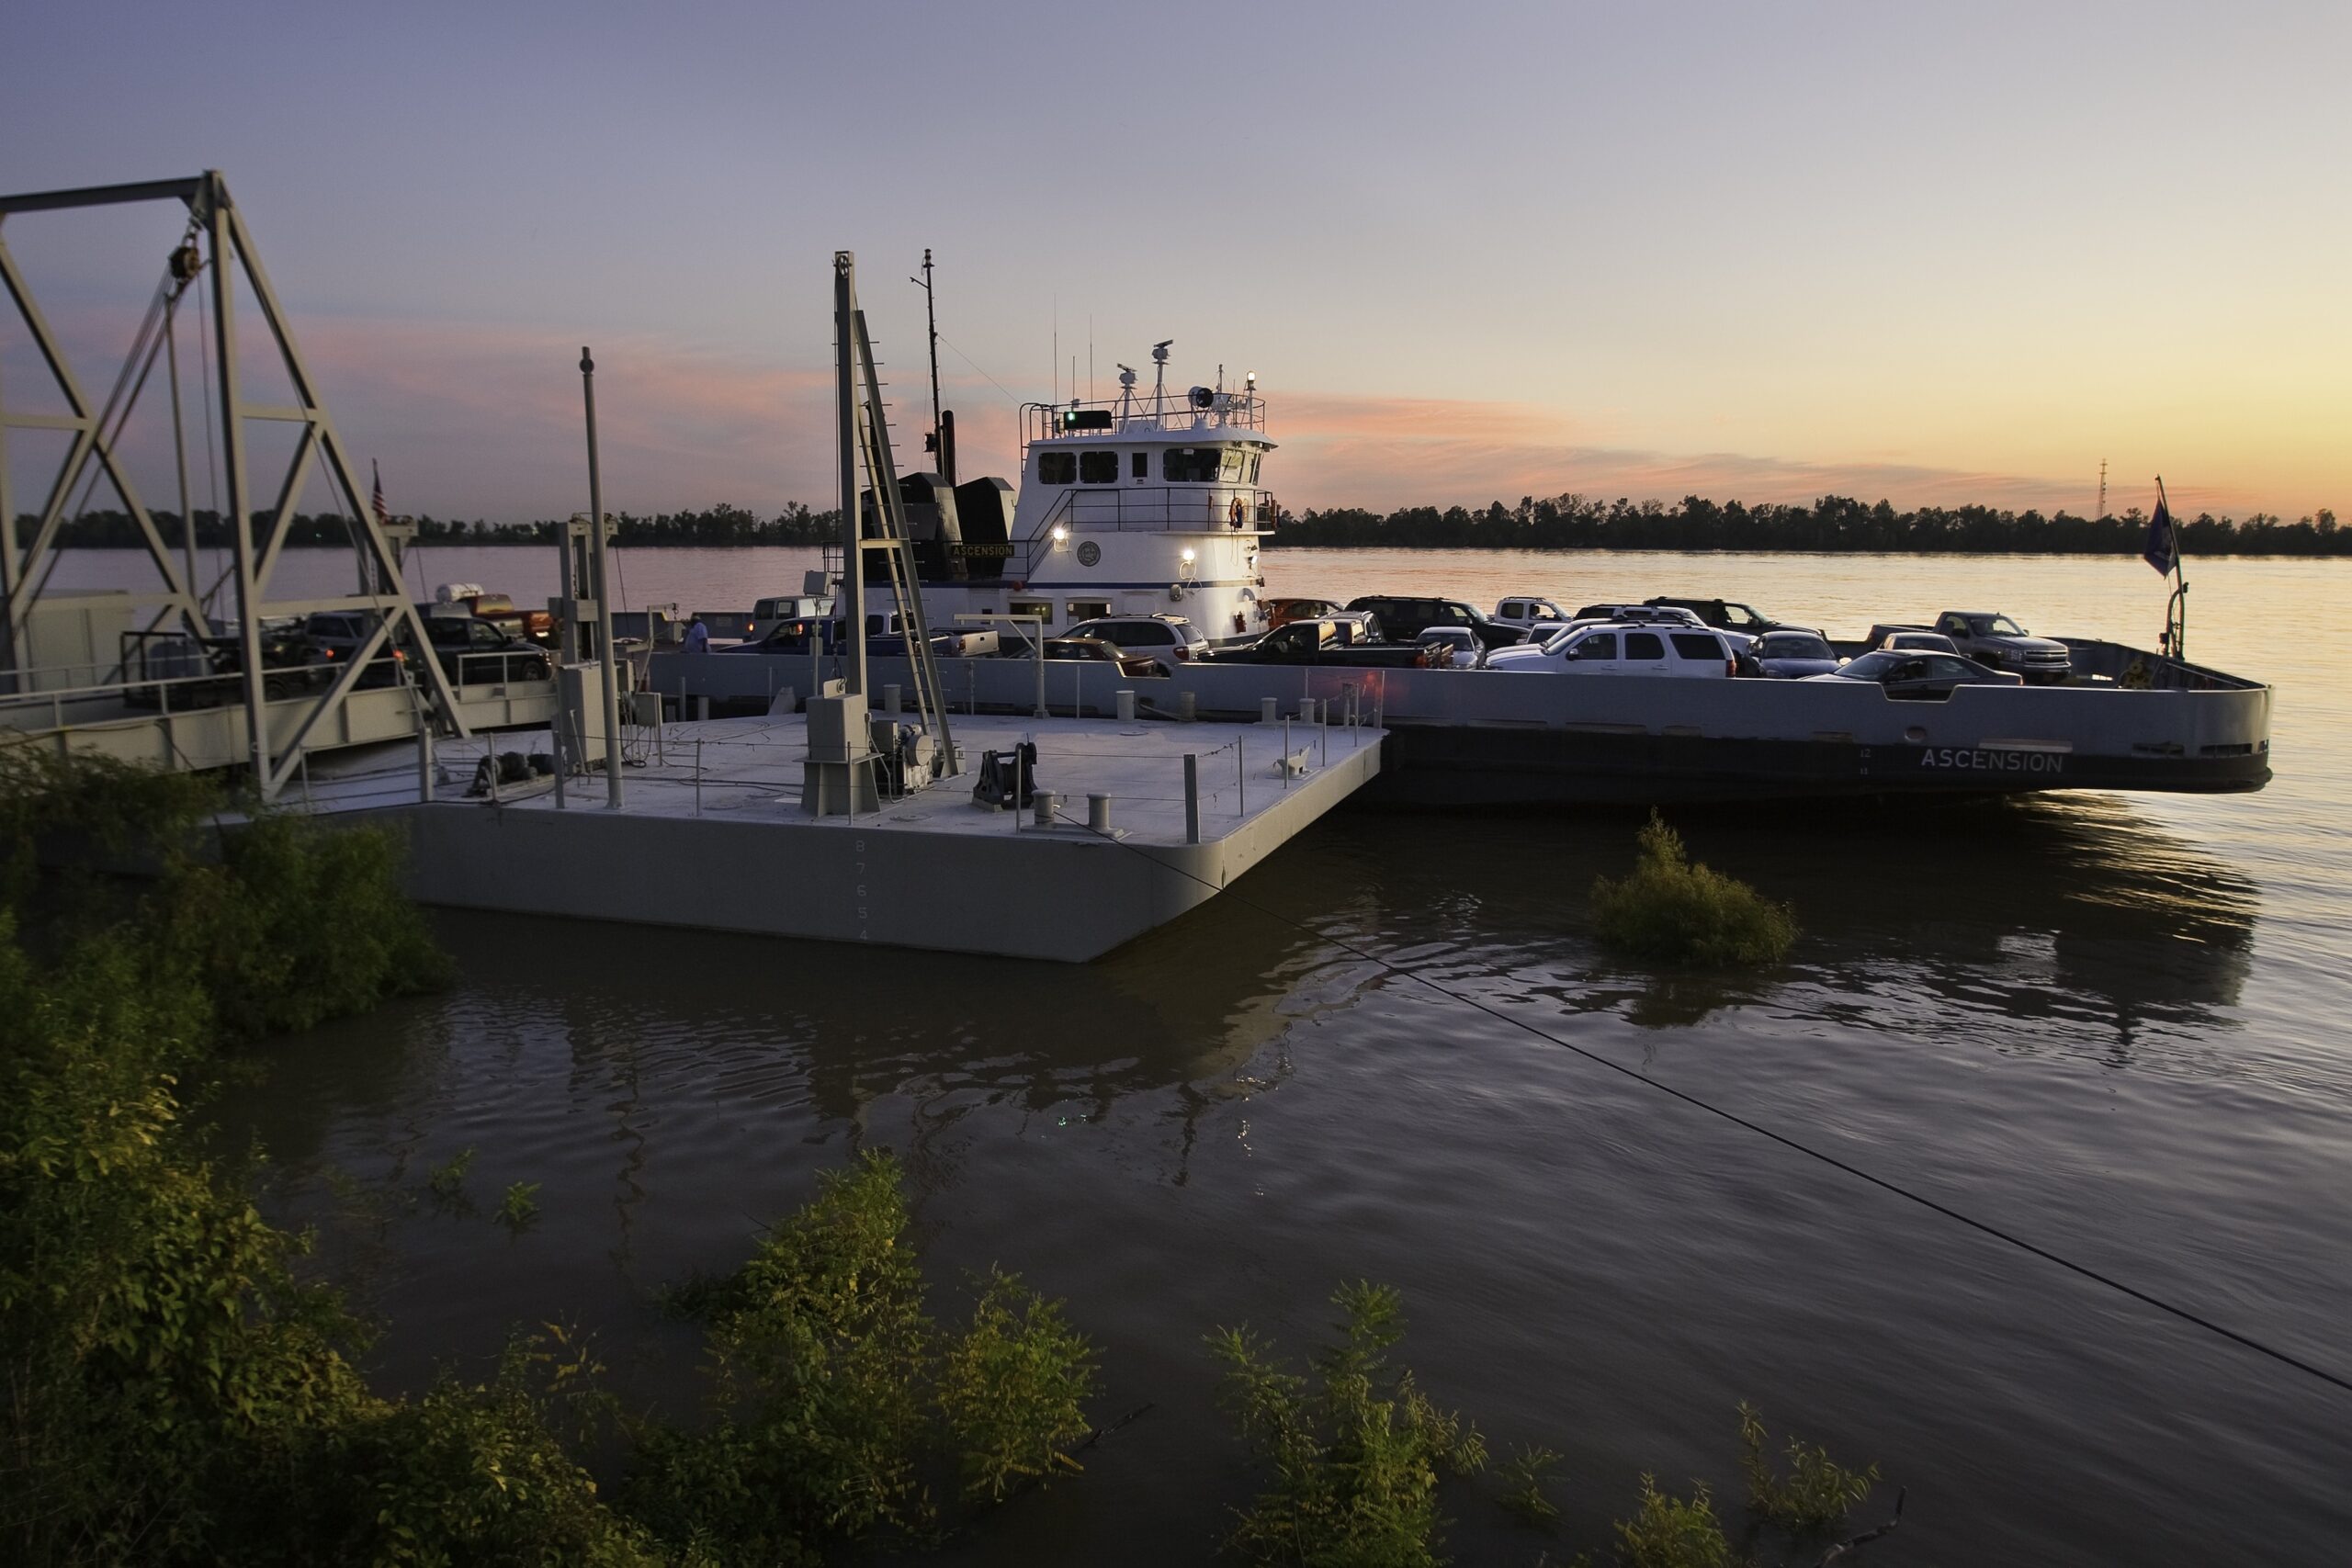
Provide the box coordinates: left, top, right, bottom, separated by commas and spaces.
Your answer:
2143, 498, 2177, 576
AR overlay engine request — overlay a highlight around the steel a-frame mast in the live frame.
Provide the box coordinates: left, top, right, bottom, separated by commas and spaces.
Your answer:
832, 251, 955, 777
0, 171, 469, 795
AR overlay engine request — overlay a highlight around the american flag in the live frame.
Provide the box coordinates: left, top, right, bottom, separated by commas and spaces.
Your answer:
370, 460, 390, 527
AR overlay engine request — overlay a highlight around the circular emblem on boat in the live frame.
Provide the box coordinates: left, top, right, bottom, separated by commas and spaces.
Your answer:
1076, 540, 1101, 567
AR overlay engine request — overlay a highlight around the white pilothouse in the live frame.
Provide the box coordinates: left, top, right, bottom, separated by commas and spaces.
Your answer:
855, 342, 1277, 643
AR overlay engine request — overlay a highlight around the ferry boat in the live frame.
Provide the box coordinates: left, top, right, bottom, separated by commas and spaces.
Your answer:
845, 342, 1276, 644
662, 343, 2273, 805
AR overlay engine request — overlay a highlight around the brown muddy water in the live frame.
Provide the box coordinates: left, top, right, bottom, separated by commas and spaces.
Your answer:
84, 544, 2338, 1564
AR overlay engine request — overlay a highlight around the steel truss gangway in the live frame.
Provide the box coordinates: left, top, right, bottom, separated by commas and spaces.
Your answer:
0, 171, 473, 795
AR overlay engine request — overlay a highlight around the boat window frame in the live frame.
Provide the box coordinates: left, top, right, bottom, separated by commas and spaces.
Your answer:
1037, 451, 1077, 485
1079, 450, 1120, 485
1161, 446, 1226, 483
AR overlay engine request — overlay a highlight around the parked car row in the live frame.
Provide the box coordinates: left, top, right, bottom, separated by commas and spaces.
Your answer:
684, 583, 2074, 705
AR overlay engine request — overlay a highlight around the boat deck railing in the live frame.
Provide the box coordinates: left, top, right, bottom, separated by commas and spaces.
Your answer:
1021, 391, 1266, 451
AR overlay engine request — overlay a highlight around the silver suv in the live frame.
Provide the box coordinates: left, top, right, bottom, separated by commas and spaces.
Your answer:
1062, 615, 1207, 675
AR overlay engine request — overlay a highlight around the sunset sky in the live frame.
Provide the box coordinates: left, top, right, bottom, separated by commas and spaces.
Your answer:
3, 1, 2344, 523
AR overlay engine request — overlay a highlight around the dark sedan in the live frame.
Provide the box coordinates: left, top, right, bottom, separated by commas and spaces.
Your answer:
1806, 649, 2023, 701
1750, 631, 1841, 679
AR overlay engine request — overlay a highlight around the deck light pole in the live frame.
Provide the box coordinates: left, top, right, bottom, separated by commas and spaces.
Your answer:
581, 347, 624, 807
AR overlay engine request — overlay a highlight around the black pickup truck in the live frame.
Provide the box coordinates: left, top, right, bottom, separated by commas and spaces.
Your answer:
1197, 616, 1431, 669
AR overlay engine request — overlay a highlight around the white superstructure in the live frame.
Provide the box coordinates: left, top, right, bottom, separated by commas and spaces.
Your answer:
879, 344, 1277, 642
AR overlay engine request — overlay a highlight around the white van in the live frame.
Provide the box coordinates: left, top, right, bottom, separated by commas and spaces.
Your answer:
752, 594, 834, 639
1487, 622, 1739, 676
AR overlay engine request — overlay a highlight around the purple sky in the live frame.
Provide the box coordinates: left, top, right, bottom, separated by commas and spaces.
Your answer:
4, 1, 2345, 523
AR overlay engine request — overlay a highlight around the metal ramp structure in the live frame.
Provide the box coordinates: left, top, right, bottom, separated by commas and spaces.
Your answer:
804, 251, 956, 808
0, 171, 483, 795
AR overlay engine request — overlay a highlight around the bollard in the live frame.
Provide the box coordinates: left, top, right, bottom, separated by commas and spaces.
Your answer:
1183, 754, 1200, 844
1179, 690, 1197, 722
695, 694, 710, 721
884, 683, 901, 715
1260, 696, 1278, 724
1090, 793, 1113, 833
1033, 789, 1056, 829
1116, 689, 1136, 722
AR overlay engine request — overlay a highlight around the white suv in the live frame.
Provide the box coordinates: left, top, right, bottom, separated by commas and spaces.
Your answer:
1487, 623, 1739, 676
1062, 615, 1207, 675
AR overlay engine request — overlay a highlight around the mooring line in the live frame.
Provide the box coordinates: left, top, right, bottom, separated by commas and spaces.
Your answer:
1043, 792, 2352, 1399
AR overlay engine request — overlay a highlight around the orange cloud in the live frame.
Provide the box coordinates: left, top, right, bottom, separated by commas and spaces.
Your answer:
17, 299, 2287, 521
1267, 390, 2273, 516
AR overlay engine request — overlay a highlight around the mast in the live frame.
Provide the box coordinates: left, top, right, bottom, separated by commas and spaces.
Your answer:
914, 248, 942, 470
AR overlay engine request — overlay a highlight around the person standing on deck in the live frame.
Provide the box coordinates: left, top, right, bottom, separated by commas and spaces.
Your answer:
681, 615, 710, 653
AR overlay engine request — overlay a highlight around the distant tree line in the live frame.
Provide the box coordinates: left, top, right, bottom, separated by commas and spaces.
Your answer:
27, 493, 2347, 556
1279, 493, 2347, 556
26, 502, 842, 550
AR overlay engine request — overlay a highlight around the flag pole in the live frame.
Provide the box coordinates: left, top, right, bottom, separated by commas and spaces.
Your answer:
2155, 474, 2187, 661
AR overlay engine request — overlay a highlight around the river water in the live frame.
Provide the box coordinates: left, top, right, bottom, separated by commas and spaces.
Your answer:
74, 543, 2342, 1563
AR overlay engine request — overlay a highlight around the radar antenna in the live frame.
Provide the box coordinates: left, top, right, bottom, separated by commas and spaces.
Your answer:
1150, 339, 1172, 416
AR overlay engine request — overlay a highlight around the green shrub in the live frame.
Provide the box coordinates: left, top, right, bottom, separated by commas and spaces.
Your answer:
426, 1147, 475, 1204
495, 1181, 542, 1231
937, 1267, 1098, 1501
1736, 1403, 1878, 1534
256, 1329, 660, 1568
1612, 1474, 1736, 1568
153, 811, 448, 1041
1497, 1442, 1563, 1526
1590, 813, 1796, 967
1208, 1280, 1487, 1567
621, 1151, 1098, 1563
0, 915, 373, 1562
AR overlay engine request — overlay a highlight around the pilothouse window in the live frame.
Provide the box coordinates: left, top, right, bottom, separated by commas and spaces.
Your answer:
1131, 452, 1148, 479
1080, 451, 1119, 484
1162, 447, 1225, 482
1038, 452, 1076, 484
1219, 448, 1246, 481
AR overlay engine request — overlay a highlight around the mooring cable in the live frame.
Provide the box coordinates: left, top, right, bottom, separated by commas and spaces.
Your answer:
1038, 783, 2352, 1399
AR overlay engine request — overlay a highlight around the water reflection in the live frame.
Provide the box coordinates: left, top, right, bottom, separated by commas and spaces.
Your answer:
1234, 793, 2256, 1062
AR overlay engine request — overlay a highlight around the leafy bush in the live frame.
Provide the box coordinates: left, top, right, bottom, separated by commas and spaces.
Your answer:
426, 1146, 475, 1204
254, 1329, 659, 1568
0, 914, 372, 1562
1736, 1403, 1879, 1534
1590, 813, 1796, 967
1497, 1442, 1563, 1526
151, 810, 448, 1041
937, 1267, 1098, 1501
1612, 1474, 1736, 1568
1208, 1280, 1487, 1567
495, 1181, 542, 1231
622, 1151, 1098, 1563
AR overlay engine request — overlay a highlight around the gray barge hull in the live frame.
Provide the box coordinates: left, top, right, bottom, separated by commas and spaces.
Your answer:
651, 637, 2269, 808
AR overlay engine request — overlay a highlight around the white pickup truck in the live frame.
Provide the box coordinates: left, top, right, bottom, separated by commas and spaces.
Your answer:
1487, 622, 1742, 676
1492, 595, 1569, 629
